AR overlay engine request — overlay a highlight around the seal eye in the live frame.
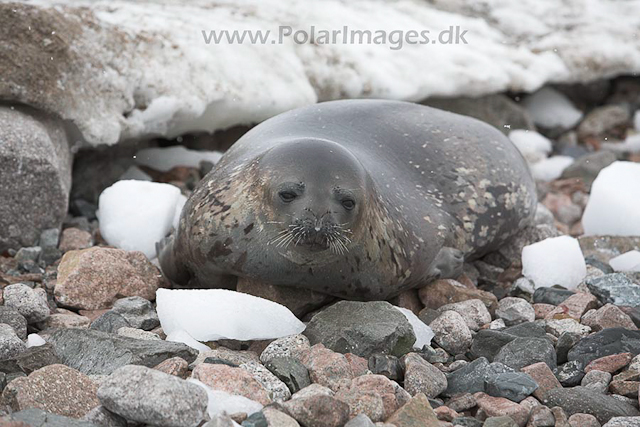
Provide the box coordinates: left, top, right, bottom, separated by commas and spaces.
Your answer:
342, 199, 356, 210
279, 191, 297, 203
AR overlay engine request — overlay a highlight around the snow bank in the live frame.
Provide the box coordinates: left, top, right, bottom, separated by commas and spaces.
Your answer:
522, 235, 587, 290
135, 146, 223, 172
582, 162, 640, 236
156, 289, 306, 343
610, 251, 640, 273
8, 0, 640, 146
521, 87, 583, 130
97, 180, 186, 258
509, 130, 553, 164
395, 307, 434, 350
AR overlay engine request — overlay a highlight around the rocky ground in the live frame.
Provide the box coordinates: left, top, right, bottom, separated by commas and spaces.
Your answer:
1, 77, 640, 427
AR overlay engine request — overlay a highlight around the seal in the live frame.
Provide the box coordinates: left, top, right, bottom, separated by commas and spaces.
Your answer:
158, 100, 537, 300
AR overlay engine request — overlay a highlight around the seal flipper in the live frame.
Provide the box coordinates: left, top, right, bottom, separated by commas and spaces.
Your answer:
156, 234, 191, 286
427, 246, 464, 280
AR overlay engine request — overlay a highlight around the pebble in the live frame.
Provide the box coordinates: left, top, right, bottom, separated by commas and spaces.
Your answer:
153, 357, 189, 378
14, 343, 61, 374
193, 347, 259, 367
368, 353, 404, 381
567, 413, 600, 427
240, 361, 291, 402
494, 337, 557, 371
474, 392, 529, 427
521, 362, 562, 401
116, 326, 161, 341
469, 329, 517, 362
453, 416, 483, 427
446, 393, 477, 412
0, 306, 28, 340
3, 283, 50, 324
430, 310, 473, 355
58, 227, 93, 252
98, 365, 208, 426
444, 357, 513, 397
262, 407, 300, 427
282, 395, 350, 427
264, 356, 311, 394
609, 380, 639, 399
568, 328, 640, 367
2, 364, 99, 418
291, 383, 335, 400
483, 417, 519, 427
82, 405, 128, 427
0, 323, 27, 360
39, 309, 91, 329
545, 292, 599, 321
544, 386, 639, 424
385, 393, 440, 426
554, 361, 585, 387
54, 247, 165, 310
484, 372, 539, 402
300, 344, 354, 391
437, 299, 492, 331
604, 417, 640, 426
303, 301, 415, 358
90, 311, 131, 333
585, 353, 633, 374
557, 332, 586, 364
545, 319, 591, 337
582, 304, 638, 331
582, 370, 613, 391
260, 334, 310, 364
533, 287, 575, 306
586, 273, 640, 307
334, 374, 409, 421
528, 405, 555, 427
402, 352, 447, 398
504, 322, 548, 339
111, 296, 159, 330
533, 304, 556, 320
192, 363, 272, 405
344, 413, 376, 427
496, 298, 535, 326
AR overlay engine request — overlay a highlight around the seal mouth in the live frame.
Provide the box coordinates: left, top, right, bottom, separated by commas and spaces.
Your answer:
268, 218, 352, 254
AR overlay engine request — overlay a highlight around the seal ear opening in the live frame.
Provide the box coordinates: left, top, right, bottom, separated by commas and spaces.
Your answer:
157, 233, 190, 285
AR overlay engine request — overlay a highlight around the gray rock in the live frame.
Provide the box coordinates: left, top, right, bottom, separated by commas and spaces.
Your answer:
430, 310, 473, 355
402, 352, 447, 398
3, 283, 50, 324
494, 337, 557, 371
561, 150, 618, 189
111, 296, 159, 331
0, 306, 28, 340
90, 311, 132, 333
483, 417, 519, 427
204, 415, 243, 427
368, 353, 404, 381
444, 357, 514, 397
260, 334, 310, 364
556, 331, 583, 364
240, 361, 291, 403
484, 372, 538, 402
604, 417, 640, 427
567, 328, 640, 367
582, 370, 612, 391
528, 405, 556, 427
0, 323, 26, 360
503, 322, 548, 339
437, 299, 492, 331
39, 228, 60, 249
49, 328, 197, 375
533, 287, 575, 306
496, 297, 535, 326
83, 405, 128, 427
242, 412, 268, 427
586, 273, 640, 307
554, 360, 585, 387
453, 417, 483, 427
344, 413, 376, 427
265, 356, 311, 394
303, 301, 415, 358
15, 342, 61, 374
4, 408, 97, 426
98, 365, 207, 426
469, 329, 517, 362
544, 386, 639, 424
0, 106, 72, 253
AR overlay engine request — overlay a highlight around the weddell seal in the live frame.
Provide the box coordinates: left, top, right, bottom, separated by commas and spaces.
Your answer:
158, 100, 536, 300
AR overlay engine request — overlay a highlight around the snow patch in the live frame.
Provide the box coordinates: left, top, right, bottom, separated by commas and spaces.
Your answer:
522, 87, 583, 130
509, 130, 553, 164
135, 146, 223, 172
189, 379, 261, 420
522, 235, 587, 290
531, 156, 574, 181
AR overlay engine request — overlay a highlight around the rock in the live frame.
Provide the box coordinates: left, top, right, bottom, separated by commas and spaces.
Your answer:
0, 324, 26, 361
193, 347, 260, 367
561, 150, 618, 189
300, 344, 354, 391
334, 374, 409, 421
153, 357, 188, 378
545, 319, 591, 338
240, 361, 291, 403
567, 413, 600, 427
545, 292, 599, 321
444, 358, 513, 397
533, 287, 575, 306
403, 353, 447, 398
39, 309, 91, 329
386, 393, 440, 427
483, 417, 519, 427
556, 332, 584, 364
368, 354, 404, 381
82, 405, 127, 427
111, 296, 159, 330
484, 372, 538, 403
191, 363, 271, 405
469, 330, 517, 362
0, 307, 28, 340
521, 362, 562, 401
585, 353, 633, 374
554, 360, 585, 387
437, 299, 492, 331
4, 408, 97, 426
14, 343, 61, 374
90, 311, 131, 333
429, 311, 473, 355
237, 277, 334, 318
54, 247, 166, 310
434, 405, 460, 422
586, 274, 640, 307
242, 412, 268, 427
582, 304, 638, 331
446, 393, 477, 413
528, 405, 555, 427
474, 392, 529, 427
116, 326, 160, 341
98, 365, 207, 426
260, 334, 310, 365
534, 304, 556, 320
291, 383, 335, 400
496, 298, 535, 326
303, 301, 415, 358
2, 283, 50, 324
577, 105, 630, 142
503, 323, 546, 340
262, 407, 300, 427
48, 328, 197, 375
544, 386, 639, 424
494, 338, 557, 370
343, 413, 375, 427
282, 395, 350, 427
582, 370, 612, 392
609, 380, 639, 399
1, 364, 99, 418
58, 228, 93, 253
418, 279, 498, 313
344, 353, 368, 377
264, 357, 311, 394
604, 417, 640, 426
567, 328, 640, 367
0, 106, 71, 253
452, 417, 483, 427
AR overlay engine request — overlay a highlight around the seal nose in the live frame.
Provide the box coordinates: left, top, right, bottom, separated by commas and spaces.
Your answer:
314, 226, 321, 232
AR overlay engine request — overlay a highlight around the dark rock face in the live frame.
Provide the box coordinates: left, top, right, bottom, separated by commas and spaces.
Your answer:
484, 372, 538, 402
533, 287, 575, 306
304, 301, 416, 358
0, 306, 28, 340
265, 357, 311, 394
14, 343, 61, 374
444, 357, 514, 397
543, 386, 640, 423
567, 327, 640, 366
49, 328, 197, 375
494, 337, 557, 371
469, 330, 517, 362
90, 311, 131, 333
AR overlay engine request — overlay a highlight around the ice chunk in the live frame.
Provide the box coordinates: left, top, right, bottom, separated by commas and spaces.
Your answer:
522, 87, 583, 130
119, 165, 152, 181
635, 110, 640, 132
166, 329, 211, 352
522, 235, 587, 289
394, 307, 434, 349
189, 379, 261, 419
582, 161, 640, 236
531, 156, 574, 181
97, 180, 184, 258
135, 146, 223, 172
26, 334, 46, 348
156, 289, 306, 342
509, 130, 552, 163
609, 251, 640, 273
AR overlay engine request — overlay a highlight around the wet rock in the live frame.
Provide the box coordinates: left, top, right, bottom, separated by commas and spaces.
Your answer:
282, 394, 350, 427
304, 301, 415, 358
403, 352, 447, 398
533, 287, 575, 306
4, 408, 97, 426
1, 364, 99, 418
0, 307, 28, 340
586, 274, 640, 307
49, 328, 197, 375
368, 353, 403, 381
582, 304, 638, 331
260, 334, 310, 365
494, 337, 557, 370
0, 324, 27, 361
54, 247, 165, 310
430, 310, 473, 355
485, 372, 538, 403
334, 374, 409, 421
554, 361, 585, 387
265, 357, 311, 394
386, 393, 440, 427
437, 299, 492, 331
544, 386, 639, 424
191, 362, 271, 405
2, 283, 50, 324
111, 296, 159, 330
469, 329, 516, 362
418, 279, 498, 313
15, 343, 61, 374
98, 365, 207, 426
567, 328, 640, 367
300, 344, 354, 391
90, 311, 131, 333
0, 106, 71, 253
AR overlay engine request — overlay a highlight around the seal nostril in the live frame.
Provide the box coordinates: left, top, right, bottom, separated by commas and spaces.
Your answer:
314, 227, 321, 232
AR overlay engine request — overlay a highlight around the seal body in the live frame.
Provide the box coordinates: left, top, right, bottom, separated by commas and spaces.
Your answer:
159, 100, 536, 300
